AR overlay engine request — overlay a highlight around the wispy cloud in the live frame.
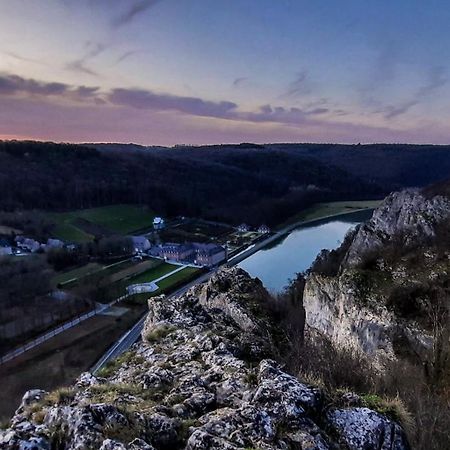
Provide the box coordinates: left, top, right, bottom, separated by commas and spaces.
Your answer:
116, 50, 139, 64
282, 71, 312, 98
66, 60, 99, 77
232, 77, 248, 88
66, 41, 108, 77
384, 66, 447, 119
112, 0, 160, 28
3, 51, 46, 66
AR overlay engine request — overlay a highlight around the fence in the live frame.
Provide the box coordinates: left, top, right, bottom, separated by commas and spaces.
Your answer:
0, 304, 107, 365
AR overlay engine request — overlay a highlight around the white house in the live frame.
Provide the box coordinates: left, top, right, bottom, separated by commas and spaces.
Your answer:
45, 238, 65, 250
15, 236, 42, 253
131, 236, 151, 253
153, 217, 165, 230
258, 224, 270, 234
237, 223, 250, 233
0, 239, 12, 256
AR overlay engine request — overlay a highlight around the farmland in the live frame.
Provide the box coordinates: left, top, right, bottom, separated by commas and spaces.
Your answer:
48, 205, 154, 242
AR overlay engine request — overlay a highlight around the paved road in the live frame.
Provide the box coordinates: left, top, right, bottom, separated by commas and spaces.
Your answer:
91, 207, 374, 373
91, 269, 215, 374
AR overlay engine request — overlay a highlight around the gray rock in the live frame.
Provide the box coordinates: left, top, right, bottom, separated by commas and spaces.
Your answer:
0, 267, 410, 450
327, 407, 410, 450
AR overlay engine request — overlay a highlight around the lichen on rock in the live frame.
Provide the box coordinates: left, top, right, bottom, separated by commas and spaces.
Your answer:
0, 267, 409, 450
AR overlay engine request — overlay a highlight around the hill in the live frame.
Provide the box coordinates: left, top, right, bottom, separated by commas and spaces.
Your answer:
2, 141, 450, 227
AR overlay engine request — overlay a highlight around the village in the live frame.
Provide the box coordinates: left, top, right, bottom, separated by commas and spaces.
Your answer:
0, 206, 272, 369
0, 214, 271, 267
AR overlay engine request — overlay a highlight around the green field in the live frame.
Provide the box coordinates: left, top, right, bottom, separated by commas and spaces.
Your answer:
49, 204, 155, 242
126, 262, 178, 285
52, 259, 133, 287
153, 266, 200, 293
276, 200, 382, 230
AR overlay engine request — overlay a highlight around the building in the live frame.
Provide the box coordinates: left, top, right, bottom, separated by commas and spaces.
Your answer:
237, 223, 250, 233
193, 243, 227, 267
258, 225, 270, 234
153, 217, 165, 230
156, 243, 194, 262
0, 239, 12, 256
131, 236, 151, 253
15, 236, 42, 253
151, 242, 227, 267
45, 238, 65, 251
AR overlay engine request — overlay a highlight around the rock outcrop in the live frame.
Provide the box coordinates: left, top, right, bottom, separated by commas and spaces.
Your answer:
0, 267, 409, 450
342, 188, 450, 268
304, 187, 450, 366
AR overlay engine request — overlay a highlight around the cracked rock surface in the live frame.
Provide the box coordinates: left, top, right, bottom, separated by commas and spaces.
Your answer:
0, 267, 409, 450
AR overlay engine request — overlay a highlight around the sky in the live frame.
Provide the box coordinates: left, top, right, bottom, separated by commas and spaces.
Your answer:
1, 0, 450, 146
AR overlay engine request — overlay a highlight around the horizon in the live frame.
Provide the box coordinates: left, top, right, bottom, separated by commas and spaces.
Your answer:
2, 1, 450, 145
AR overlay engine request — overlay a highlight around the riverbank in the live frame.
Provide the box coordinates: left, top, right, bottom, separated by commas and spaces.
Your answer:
275, 200, 381, 231
231, 205, 377, 267
238, 208, 374, 292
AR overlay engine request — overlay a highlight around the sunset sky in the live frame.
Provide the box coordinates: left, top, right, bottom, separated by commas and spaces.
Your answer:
1, 0, 450, 145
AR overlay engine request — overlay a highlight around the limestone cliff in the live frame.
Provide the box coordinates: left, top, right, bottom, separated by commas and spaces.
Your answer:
304, 187, 450, 365
342, 188, 450, 268
0, 267, 409, 450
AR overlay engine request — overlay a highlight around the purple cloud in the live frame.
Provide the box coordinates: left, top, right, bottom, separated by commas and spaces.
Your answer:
0, 74, 68, 96
108, 88, 238, 119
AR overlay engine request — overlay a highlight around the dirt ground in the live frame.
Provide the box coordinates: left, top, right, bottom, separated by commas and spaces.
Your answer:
0, 305, 145, 422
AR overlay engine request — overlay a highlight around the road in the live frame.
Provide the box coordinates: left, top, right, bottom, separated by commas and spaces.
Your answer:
91, 269, 214, 374
91, 207, 374, 373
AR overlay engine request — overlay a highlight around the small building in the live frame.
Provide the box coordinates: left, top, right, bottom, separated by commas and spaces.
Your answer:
15, 236, 42, 253
193, 243, 227, 267
151, 242, 226, 267
258, 225, 270, 234
45, 238, 65, 250
131, 236, 151, 254
159, 243, 194, 262
0, 239, 12, 256
237, 223, 250, 233
153, 217, 165, 230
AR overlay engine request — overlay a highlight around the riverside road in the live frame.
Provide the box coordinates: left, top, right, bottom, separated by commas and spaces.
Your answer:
91, 208, 373, 374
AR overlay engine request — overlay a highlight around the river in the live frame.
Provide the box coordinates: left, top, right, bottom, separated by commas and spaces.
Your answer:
238, 210, 373, 292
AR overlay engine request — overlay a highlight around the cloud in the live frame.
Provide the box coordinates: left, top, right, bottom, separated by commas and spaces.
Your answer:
0, 74, 101, 103
239, 104, 328, 124
0, 74, 68, 96
108, 88, 238, 119
3, 51, 46, 66
116, 50, 139, 64
0, 72, 334, 128
232, 77, 248, 87
112, 0, 160, 27
7, 71, 450, 146
66, 41, 107, 77
384, 66, 448, 119
66, 60, 99, 76
282, 71, 312, 98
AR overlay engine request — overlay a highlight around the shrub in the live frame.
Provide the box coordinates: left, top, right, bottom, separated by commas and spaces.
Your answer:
144, 324, 176, 343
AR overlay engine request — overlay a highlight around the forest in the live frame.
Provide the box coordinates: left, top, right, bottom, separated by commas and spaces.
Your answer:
1, 140, 450, 227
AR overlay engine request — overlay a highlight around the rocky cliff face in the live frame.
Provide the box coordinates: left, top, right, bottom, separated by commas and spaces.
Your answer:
342, 188, 450, 268
304, 273, 432, 365
304, 188, 450, 366
0, 267, 409, 450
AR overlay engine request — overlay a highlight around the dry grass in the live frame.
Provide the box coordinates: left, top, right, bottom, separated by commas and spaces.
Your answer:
144, 323, 176, 343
